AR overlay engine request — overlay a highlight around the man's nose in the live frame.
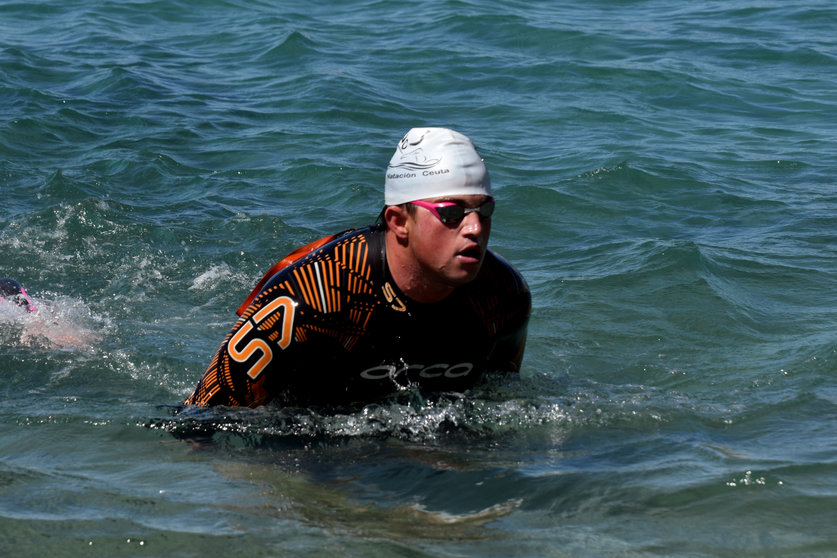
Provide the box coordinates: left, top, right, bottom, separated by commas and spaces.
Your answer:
460, 211, 484, 235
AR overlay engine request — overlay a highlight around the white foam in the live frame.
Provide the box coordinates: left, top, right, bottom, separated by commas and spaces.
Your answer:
189, 264, 233, 292
0, 295, 104, 350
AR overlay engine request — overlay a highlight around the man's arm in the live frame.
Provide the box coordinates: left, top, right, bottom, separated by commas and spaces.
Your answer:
486, 288, 531, 373
480, 251, 531, 374
185, 287, 299, 407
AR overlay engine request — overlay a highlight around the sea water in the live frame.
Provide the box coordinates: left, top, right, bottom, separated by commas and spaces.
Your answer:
1, 0, 836, 556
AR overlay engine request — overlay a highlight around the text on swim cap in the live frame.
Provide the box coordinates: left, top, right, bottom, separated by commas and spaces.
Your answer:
386, 168, 451, 180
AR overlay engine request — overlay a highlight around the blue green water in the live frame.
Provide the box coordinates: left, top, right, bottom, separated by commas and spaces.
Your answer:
2, 0, 836, 556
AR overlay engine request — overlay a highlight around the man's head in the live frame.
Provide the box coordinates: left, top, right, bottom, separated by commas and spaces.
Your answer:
384, 127, 491, 205
0, 278, 36, 313
382, 128, 494, 303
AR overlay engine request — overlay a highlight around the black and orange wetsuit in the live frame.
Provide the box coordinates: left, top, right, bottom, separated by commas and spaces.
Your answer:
184, 225, 530, 408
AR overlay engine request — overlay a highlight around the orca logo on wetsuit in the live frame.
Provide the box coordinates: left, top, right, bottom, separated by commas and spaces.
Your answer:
359, 362, 474, 380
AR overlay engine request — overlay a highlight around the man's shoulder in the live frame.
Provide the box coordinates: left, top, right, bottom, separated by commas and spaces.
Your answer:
251, 226, 383, 310
476, 250, 529, 297
463, 251, 530, 337
283, 225, 383, 274
314, 225, 380, 255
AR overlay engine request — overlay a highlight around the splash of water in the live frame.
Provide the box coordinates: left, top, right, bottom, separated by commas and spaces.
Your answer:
0, 293, 105, 350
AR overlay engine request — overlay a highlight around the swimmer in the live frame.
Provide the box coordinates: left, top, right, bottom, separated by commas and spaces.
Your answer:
1, 277, 101, 349
0, 278, 37, 313
185, 127, 531, 408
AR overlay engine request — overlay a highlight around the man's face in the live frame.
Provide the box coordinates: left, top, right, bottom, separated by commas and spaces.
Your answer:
406, 194, 493, 290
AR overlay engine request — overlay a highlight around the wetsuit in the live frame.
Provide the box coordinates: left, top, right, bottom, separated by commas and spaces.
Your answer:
184, 225, 530, 408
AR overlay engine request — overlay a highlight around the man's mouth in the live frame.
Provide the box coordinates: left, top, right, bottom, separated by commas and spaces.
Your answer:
458, 246, 483, 262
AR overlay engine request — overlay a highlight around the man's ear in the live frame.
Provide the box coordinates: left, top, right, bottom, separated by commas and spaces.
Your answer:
384, 205, 410, 240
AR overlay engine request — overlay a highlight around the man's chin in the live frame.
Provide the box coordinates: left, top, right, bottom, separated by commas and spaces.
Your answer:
447, 262, 483, 286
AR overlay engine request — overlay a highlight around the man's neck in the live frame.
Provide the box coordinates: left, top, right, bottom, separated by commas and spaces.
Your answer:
384, 230, 455, 304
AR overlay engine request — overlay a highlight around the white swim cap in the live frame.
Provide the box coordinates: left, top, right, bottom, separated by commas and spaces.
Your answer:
384, 127, 491, 206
